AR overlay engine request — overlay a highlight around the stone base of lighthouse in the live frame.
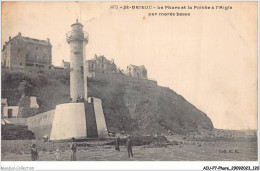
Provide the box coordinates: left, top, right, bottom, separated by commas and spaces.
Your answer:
50, 97, 108, 140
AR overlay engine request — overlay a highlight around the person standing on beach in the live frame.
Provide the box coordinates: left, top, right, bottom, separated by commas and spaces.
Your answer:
55, 148, 61, 161
30, 143, 39, 161
126, 138, 134, 158
70, 138, 77, 161
115, 137, 120, 151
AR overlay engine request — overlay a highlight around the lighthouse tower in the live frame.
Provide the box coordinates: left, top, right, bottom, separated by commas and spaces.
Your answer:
66, 19, 88, 102
50, 20, 107, 140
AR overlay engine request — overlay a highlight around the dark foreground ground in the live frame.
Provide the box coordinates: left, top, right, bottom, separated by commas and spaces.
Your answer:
1, 138, 257, 161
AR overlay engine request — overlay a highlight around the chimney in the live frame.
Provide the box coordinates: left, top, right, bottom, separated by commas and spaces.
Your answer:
9, 36, 11, 41
18, 32, 21, 36
5, 42, 7, 45
46, 38, 50, 43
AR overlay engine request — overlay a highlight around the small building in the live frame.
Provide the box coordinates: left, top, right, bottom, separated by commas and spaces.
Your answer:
61, 60, 70, 70
87, 55, 117, 77
1, 32, 52, 69
125, 64, 147, 79
61, 55, 117, 77
2, 106, 19, 118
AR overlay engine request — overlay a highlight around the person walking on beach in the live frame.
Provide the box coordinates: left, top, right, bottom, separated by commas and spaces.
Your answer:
126, 137, 134, 158
30, 143, 39, 161
70, 137, 77, 161
115, 137, 120, 151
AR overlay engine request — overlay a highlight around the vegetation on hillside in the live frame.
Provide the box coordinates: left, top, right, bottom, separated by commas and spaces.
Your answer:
1, 69, 213, 135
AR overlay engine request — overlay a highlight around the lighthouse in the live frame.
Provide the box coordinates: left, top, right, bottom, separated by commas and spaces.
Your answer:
66, 19, 88, 102
50, 20, 107, 140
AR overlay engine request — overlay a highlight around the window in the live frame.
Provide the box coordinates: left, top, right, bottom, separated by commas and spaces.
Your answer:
35, 55, 38, 59
17, 48, 20, 53
92, 63, 94, 68
129, 68, 131, 71
101, 64, 104, 69
81, 66, 83, 74
20, 62, 22, 66
35, 46, 38, 50
26, 63, 34, 67
26, 54, 29, 58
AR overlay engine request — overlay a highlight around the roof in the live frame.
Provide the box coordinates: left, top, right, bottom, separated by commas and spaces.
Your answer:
88, 55, 115, 64
71, 19, 83, 27
128, 64, 146, 69
2, 33, 51, 51
62, 60, 70, 65
21, 36, 51, 46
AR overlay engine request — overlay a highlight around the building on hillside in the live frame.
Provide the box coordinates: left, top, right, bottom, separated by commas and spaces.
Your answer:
2, 106, 19, 118
1, 96, 39, 118
87, 54, 117, 77
1, 32, 52, 69
125, 64, 147, 79
61, 55, 117, 77
1, 98, 19, 118
61, 60, 70, 70
53, 66, 66, 73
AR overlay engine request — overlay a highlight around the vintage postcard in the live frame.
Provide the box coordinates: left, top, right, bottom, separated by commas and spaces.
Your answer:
1, 1, 258, 170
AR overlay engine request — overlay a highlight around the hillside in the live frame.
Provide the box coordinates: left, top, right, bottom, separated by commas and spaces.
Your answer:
1, 69, 213, 135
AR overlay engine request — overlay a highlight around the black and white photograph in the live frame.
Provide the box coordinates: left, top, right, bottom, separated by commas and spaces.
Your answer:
0, 1, 258, 170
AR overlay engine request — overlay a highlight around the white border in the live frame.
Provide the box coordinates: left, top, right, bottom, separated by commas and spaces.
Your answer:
0, 0, 259, 170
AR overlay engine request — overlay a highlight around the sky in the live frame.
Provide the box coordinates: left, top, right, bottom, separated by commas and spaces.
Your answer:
1, 1, 258, 130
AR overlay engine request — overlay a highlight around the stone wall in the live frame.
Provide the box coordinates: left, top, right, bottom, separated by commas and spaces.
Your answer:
5, 110, 54, 139
6, 118, 27, 125
24, 40, 52, 68
26, 110, 55, 138
92, 97, 108, 137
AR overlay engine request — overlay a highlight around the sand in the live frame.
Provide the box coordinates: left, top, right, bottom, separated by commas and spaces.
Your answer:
1, 138, 257, 161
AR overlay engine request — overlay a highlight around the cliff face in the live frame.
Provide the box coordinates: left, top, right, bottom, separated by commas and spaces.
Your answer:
87, 74, 214, 134
2, 70, 213, 135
